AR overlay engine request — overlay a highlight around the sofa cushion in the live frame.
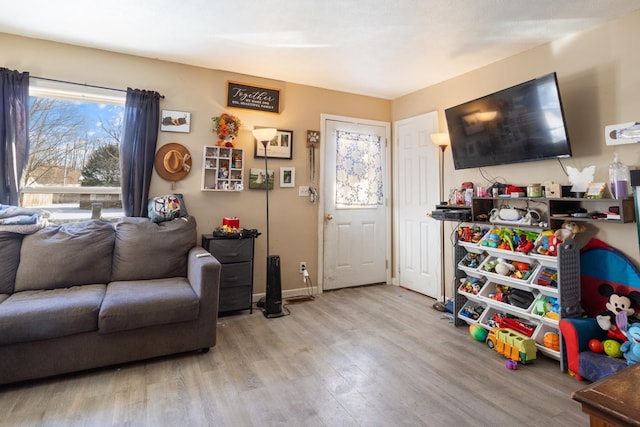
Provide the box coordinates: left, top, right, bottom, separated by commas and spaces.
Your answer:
0, 294, 8, 304
14, 220, 115, 292
0, 233, 23, 294
98, 278, 199, 333
111, 216, 197, 281
0, 285, 106, 345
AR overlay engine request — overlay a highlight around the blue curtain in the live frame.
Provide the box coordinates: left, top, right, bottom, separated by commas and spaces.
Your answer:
0, 68, 30, 206
120, 88, 161, 217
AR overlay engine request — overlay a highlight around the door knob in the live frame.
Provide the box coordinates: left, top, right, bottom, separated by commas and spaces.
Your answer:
326, 213, 334, 220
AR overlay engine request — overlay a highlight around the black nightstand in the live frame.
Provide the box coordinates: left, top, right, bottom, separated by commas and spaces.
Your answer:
201, 235, 255, 314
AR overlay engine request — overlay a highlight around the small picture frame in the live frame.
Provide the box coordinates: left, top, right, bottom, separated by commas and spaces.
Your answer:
255, 129, 293, 159
585, 182, 606, 199
280, 167, 295, 188
161, 110, 191, 133
248, 168, 274, 190
307, 130, 320, 147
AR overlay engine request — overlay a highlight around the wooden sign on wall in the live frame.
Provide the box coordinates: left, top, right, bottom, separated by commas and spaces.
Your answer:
226, 81, 280, 113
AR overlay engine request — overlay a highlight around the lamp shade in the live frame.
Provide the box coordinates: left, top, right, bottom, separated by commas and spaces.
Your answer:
430, 132, 450, 148
253, 128, 278, 142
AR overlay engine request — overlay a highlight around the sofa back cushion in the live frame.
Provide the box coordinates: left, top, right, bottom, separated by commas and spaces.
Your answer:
14, 220, 115, 292
0, 233, 23, 294
111, 216, 196, 281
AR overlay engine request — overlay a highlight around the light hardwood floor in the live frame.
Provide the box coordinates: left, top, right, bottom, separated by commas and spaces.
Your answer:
0, 285, 589, 426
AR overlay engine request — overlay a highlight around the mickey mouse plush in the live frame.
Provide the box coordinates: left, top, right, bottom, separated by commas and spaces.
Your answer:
595, 283, 640, 342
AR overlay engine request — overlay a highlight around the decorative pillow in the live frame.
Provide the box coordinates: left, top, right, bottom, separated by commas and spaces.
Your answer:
147, 193, 188, 223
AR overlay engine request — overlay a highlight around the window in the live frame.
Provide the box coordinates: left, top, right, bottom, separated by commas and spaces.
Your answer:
21, 79, 125, 222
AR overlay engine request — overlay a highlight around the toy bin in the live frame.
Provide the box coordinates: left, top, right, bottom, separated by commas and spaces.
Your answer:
480, 308, 537, 337
457, 276, 486, 301
529, 266, 559, 293
479, 256, 539, 285
457, 252, 486, 277
532, 323, 561, 361
457, 224, 489, 254
457, 300, 487, 325
478, 281, 536, 316
478, 227, 540, 257
529, 294, 560, 326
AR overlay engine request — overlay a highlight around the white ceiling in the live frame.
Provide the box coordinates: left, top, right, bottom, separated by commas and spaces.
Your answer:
2, 0, 640, 99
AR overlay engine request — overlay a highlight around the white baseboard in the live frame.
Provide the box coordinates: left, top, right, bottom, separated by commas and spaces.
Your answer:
252, 286, 318, 303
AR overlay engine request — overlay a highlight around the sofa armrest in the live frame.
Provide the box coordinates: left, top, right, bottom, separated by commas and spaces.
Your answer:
559, 318, 606, 380
187, 247, 222, 324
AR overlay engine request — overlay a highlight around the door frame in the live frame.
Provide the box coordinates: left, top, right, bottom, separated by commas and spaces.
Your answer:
317, 113, 392, 293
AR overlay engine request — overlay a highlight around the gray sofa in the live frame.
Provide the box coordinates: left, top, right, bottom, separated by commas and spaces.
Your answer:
0, 216, 221, 385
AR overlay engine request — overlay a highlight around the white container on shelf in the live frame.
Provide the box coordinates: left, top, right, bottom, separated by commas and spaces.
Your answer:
457, 300, 487, 325
477, 281, 536, 316
532, 323, 561, 361
457, 252, 486, 276
457, 276, 486, 301
478, 255, 539, 285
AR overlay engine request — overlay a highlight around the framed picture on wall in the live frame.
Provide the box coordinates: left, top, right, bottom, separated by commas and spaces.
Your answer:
254, 129, 293, 159
160, 110, 191, 133
248, 168, 274, 190
280, 167, 295, 188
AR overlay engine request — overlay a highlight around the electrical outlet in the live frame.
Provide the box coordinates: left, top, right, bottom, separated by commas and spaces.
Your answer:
299, 262, 307, 274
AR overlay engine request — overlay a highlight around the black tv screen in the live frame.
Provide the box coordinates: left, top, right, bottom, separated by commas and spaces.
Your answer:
445, 72, 572, 170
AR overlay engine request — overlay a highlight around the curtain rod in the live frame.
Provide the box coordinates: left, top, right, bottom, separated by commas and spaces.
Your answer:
30, 75, 165, 99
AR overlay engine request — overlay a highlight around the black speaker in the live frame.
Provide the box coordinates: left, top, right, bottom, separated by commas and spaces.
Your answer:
264, 255, 284, 318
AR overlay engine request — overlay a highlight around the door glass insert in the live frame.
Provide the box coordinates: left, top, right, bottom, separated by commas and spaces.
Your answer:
335, 130, 383, 208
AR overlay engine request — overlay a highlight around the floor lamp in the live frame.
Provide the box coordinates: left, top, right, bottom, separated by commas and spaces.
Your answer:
431, 132, 450, 304
252, 128, 285, 318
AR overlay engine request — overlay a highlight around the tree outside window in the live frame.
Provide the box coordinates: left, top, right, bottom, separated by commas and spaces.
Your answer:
22, 91, 125, 222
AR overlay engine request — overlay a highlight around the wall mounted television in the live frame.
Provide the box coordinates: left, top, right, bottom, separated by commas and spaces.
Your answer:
445, 72, 572, 170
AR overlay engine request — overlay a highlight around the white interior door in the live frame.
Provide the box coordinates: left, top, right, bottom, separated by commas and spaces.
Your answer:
321, 117, 389, 290
394, 112, 441, 299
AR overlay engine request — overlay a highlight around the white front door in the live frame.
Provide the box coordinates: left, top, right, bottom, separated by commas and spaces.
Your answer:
394, 112, 441, 299
321, 116, 390, 291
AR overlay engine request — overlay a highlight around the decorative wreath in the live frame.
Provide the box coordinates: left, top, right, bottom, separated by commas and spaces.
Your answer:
212, 113, 242, 141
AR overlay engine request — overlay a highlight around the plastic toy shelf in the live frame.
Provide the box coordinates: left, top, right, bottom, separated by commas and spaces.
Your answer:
453, 222, 580, 369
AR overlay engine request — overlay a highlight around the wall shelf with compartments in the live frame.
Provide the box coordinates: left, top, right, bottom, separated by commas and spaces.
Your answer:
469, 196, 635, 227
453, 222, 581, 368
202, 146, 244, 192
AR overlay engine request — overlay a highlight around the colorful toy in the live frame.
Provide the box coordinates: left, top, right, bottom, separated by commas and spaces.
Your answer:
491, 313, 536, 337
459, 277, 484, 295
469, 324, 488, 342
536, 267, 558, 288
458, 226, 474, 242
471, 226, 487, 243
588, 339, 604, 353
554, 220, 586, 241
486, 327, 537, 364
603, 339, 623, 358
481, 229, 501, 248
536, 230, 557, 256
513, 230, 538, 253
595, 283, 640, 342
505, 359, 518, 370
543, 332, 560, 351
621, 324, 640, 365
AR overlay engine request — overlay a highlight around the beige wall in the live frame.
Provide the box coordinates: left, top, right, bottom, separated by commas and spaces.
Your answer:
0, 32, 391, 295
3, 8, 640, 299
393, 10, 640, 295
